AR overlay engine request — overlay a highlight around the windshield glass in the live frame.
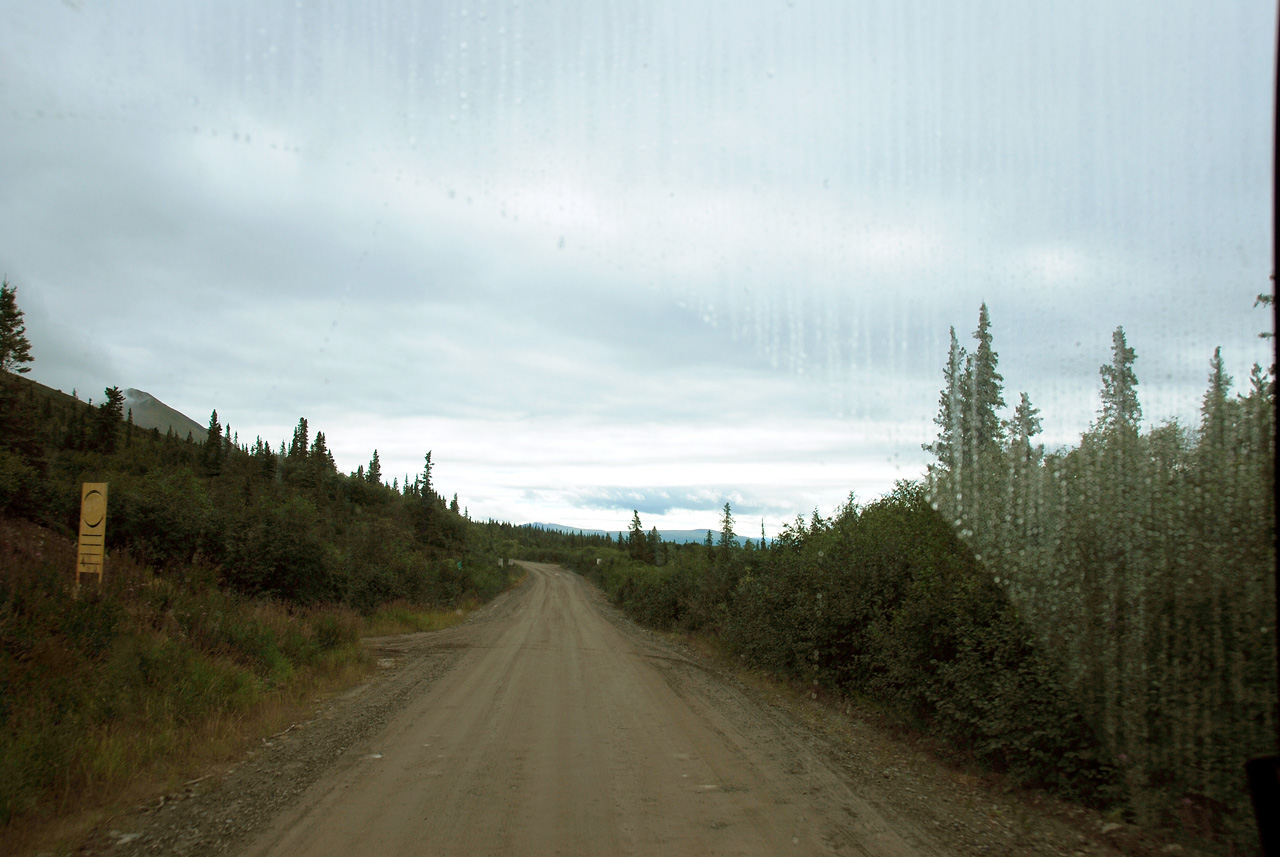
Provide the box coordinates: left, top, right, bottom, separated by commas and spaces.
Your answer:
0, 1, 1274, 850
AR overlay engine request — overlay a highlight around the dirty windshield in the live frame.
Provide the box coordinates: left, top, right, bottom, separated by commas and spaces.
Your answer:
0, 2, 1274, 856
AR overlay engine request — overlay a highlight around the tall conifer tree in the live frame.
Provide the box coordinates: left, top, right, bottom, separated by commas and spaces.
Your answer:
91, 386, 125, 455
1199, 346, 1233, 453
926, 326, 966, 471
202, 409, 223, 475
962, 302, 1005, 460
0, 279, 33, 376
718, 502, 736, 551
1098, 326, 1141, 436
288, 417, 309, 460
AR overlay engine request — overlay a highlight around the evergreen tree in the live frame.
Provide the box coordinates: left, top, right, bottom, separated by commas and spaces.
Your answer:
288, 417, 309, 460
627, 510, 649, 562
925, 326, 966, 471
1199, 346, 1233, 453
1005, 392, 1043, 463
809, 507, 824, 532
961, 302, 1005, 461
647, 526, 663, 566
1097, 326, 1140, 436
717, 502, 736, 552
421, 451, 434, 496
451, 493, 460, 513
90, 386, 125, 455
310, 431, 335, 471
202, 409, 223, 475
252, 436, 277, 481
0, 279, 36, 452
367, 449, 382, 484
0, 278, 33, 376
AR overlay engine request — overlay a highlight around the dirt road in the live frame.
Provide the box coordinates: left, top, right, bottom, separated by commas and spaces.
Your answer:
238, 562, 943, 857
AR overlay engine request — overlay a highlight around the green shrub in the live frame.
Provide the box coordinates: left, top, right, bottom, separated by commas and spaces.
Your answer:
0, 450, 37, 517
720, 485, 1119, 801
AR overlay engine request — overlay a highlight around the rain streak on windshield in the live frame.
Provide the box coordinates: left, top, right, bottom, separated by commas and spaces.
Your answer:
0, 0, 1274, 851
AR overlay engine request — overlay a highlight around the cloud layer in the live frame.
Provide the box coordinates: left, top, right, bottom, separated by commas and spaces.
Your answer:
1, 0, 1272, 532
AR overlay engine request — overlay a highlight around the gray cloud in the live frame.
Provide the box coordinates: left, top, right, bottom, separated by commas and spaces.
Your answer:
0, 0, 1271, 529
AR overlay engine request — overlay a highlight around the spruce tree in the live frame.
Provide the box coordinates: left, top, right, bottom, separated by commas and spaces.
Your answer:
647, 526, 663, 566
627, 510, 648, 562
90, 386, 125, 454
718, 502, 736, 551
1006, 392, 1043, 464
962, 302, 1005, 460
288, 417, 309, 460
202, 409, 223, 475
0, 279, 35, 452
367, 449, 382, 484
1199, 346, 1233, 453
310, 431, 335, 471
1098, 326, 1140, 436
925, 326, 966, 471
0, 279, 33, 376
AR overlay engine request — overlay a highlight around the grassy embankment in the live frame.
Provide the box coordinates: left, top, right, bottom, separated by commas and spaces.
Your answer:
0, 515, 496, 856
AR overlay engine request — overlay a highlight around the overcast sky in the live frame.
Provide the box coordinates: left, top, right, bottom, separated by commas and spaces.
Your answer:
0, 1, 1273, 534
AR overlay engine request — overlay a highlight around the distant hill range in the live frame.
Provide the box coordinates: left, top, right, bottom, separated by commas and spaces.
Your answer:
122, 388, 206, 440
525, 522, 753, 546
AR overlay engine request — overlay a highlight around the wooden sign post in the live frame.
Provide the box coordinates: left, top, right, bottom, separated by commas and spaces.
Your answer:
76, 482, 108, 590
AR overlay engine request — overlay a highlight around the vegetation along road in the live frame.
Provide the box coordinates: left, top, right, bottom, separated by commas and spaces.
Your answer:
90, 560, 1146, 857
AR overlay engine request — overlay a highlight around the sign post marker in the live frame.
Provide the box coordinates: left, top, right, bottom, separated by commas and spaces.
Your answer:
76, 482, 108, 591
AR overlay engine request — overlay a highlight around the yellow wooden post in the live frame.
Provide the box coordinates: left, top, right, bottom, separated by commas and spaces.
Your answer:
76, 482, 108, 590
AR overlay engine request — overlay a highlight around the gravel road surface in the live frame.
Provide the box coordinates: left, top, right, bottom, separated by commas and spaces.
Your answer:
87, 561, 1143, 857
242, 561, 939, 856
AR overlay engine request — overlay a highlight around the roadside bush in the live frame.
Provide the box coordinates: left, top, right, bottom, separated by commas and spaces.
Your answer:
720, 485, 1119, 800
222, 496, 334, 603
106, 469, 217, 568
0, 450, 37, 517
0, 515, 371, 830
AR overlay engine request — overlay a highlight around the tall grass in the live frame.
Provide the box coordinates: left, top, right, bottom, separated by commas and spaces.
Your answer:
0, 516, 367, 848
363, 600, 469, 636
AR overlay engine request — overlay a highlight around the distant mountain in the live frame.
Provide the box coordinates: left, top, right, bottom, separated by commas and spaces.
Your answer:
122, 388, 206, 440
525, 522, 752, 546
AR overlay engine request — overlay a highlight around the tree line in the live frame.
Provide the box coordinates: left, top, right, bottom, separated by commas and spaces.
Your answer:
525, 298, 1274, 850
924, 302, 1275, 841
0, 277, 516, 831
0, 278, 509, 610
